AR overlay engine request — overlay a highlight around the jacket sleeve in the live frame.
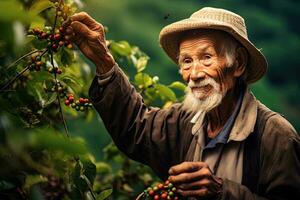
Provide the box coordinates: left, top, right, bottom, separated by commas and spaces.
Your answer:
88, 64, 193, 179
220, 114, 300, 200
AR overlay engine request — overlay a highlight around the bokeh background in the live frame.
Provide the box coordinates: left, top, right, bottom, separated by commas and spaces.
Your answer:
72, 0, 300, 159
0, 0, 299, 198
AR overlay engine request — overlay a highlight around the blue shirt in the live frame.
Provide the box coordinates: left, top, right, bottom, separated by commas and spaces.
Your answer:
204, 85, 245, 150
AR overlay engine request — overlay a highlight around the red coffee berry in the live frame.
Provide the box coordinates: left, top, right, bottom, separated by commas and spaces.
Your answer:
165, 180, 170, 185
52, 43, 58, 50
154, 195, 160, 200
48, 34, 54, 41
158, 183, 164, 190
40, 32, 47, 39
148, 190, 155, 196
79, 98, 85, 104
59, 27, 65, 33
54, 33, 61, 40
174, 197, 179, 200
65, 100, 70, 106
56, 69, 62, 74
68, 96, 74, 102
161, 193, 167, 199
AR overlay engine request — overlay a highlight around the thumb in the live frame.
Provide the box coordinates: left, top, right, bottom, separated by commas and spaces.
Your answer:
71, 21, 95, 40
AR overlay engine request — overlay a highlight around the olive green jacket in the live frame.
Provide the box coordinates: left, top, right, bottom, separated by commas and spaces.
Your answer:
89, 65, 300, 200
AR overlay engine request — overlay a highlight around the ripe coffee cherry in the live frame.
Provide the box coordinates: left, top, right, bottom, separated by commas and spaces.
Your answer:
148, 190, 155, 196
56, 68, 62, 74
54, 33, 61, 40
68, 96, 74, 103
65, 100, 70, 106
154, 195, 160, 200
59, 27, 65, 33
48, 34, 54, 41
40, 32, 48, 39
158, 183, 164, 190
52, 43, 58, 51
79, 98, 85, 104
161, 193, 167, 199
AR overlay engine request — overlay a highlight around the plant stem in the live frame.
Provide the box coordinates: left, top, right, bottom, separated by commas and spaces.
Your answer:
0, 49, 48, 92
0, 66, 30, 92
49, 51, 69, 137
6, 49, 41, 70
47, 0, 69, 137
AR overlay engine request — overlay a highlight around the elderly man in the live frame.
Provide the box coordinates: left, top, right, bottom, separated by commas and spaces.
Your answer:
66, 7, 300, 199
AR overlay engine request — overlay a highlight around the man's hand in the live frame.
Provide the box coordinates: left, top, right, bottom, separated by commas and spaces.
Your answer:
65, 12, 115, 74
168, 162, 223, 198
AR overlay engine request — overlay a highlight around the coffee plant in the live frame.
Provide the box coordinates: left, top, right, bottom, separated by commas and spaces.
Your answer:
0, 0, 186, 199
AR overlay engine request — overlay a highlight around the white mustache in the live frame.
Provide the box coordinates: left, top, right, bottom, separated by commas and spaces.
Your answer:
188, 78, 220, 90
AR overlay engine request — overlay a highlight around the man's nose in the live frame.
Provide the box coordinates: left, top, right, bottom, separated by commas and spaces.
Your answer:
190, 64, 206, 81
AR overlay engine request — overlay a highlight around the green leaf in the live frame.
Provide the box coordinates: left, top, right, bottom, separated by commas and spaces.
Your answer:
24, 175, 46, 190
95, 162, 112, 174
74, 175, 89, 192
69, 186, 82, 200
82, 160, 96, 185
73, 161, 83, 179
61, 75, 82, 87
134, 73, 152, 88
96, 189, 113, 200
44, 92, 57, 107
60, 48, 75, 66
30, 131, 88, 155
110, 41, 132, 56
29, 18, 45, 30
29, 0, 54, 15
168, 81, 186, 91
155, 84, 176, 102
0, 0, 42, 24
0, 180, 15, 191
29, 185, 45, 200
136, 56, 149, 72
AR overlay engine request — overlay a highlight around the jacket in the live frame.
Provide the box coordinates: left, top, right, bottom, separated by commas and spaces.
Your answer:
89, 64, 300, 200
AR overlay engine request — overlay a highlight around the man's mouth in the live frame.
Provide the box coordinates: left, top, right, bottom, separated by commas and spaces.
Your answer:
191, 84, 213, 94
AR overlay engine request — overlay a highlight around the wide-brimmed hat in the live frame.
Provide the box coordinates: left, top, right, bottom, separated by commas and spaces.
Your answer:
159, 7, 268, 84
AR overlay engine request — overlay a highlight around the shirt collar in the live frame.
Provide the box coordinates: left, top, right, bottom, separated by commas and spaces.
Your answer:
190, 85, 258, 143
204, 86, 244, 149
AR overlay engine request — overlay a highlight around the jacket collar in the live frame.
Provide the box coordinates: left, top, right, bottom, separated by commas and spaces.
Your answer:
190, 88, 258, 142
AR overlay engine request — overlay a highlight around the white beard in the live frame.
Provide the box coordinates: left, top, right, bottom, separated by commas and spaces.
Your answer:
182, 78, 225, 113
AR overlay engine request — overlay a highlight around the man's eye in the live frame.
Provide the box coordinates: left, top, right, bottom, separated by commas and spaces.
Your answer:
183, 58, 192, 63
203, 54, 212, 59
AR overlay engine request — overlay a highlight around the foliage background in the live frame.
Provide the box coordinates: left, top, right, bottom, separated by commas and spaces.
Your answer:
0, 0, 299, 199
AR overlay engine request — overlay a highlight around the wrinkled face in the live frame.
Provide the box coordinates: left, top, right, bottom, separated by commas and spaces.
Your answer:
178, 30, 237, 112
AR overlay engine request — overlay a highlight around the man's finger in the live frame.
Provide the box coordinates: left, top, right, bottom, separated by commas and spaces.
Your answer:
168, 169, 209, 184
71, 12, 99, 29
177, 178, 210, 190
70, 21, 96, 40
168, 162, 207, 175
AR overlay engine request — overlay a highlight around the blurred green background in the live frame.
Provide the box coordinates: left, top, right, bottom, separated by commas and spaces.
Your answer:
69, 0, 299, 160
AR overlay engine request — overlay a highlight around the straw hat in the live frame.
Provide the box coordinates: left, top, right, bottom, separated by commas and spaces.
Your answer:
159, 7, 268, 84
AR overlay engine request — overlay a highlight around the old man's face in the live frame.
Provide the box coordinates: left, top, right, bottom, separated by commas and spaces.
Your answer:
178, 30, 239, 112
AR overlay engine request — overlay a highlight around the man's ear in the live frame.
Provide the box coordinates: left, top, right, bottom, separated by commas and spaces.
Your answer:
233, 47, 248, 77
